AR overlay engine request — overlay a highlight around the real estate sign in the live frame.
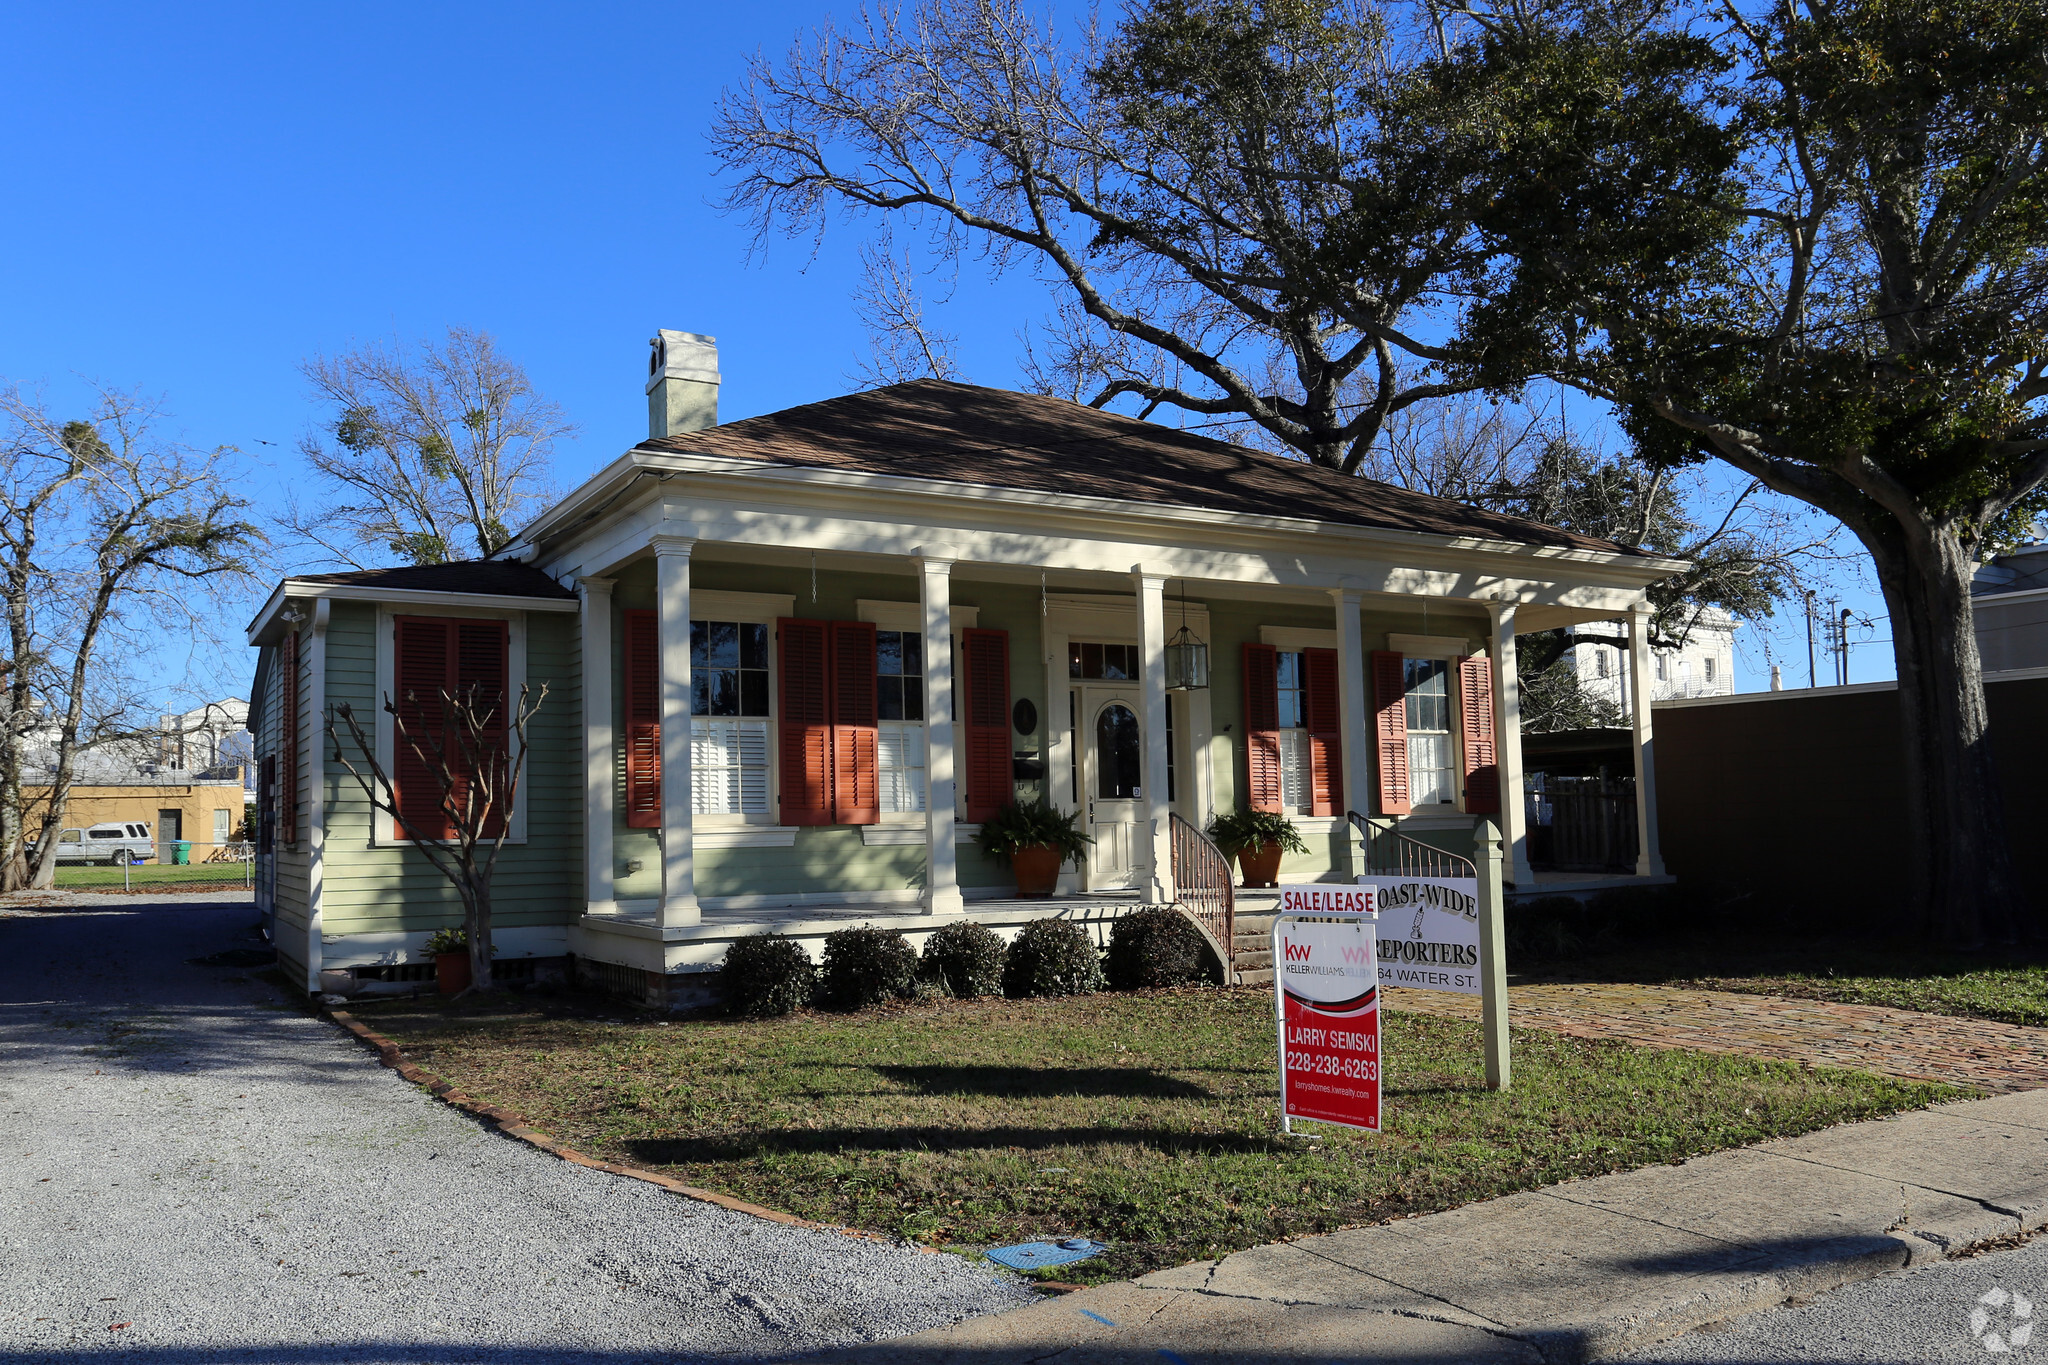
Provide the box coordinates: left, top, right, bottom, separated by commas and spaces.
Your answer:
1273, 889, 1381, 1134
1361, 876, 1482, 996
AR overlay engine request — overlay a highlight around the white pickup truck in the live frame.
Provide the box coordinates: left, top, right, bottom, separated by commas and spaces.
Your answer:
47, 822, 156, 865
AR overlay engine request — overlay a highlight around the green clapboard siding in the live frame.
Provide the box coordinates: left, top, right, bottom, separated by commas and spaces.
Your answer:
319, 601, 583, 934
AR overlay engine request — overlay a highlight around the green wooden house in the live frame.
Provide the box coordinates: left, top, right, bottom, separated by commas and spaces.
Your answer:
246, 331, 1681, 1005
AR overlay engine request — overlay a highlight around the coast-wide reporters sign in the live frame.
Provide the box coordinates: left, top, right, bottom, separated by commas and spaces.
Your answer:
1363, 876, 1482, 995
1273, 887, 1381, 1133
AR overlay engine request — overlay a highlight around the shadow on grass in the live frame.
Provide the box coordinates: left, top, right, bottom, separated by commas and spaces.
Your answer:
625, 1122, 1287, 1163
870, 1064, 1213, 1100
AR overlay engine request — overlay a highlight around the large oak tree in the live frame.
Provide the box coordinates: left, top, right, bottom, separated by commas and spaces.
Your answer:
1451, 0, 2048, 941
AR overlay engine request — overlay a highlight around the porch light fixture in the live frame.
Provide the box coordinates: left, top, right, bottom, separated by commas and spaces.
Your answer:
1163, 584, 1210, 691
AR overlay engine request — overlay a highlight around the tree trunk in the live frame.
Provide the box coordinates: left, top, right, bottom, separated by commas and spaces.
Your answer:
465, 878, 494, 993
1868, 522, 2024, 946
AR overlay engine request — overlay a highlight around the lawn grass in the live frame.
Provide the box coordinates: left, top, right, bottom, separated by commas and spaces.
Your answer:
53, 863, 249, 888
1528, 942, 2048, 1030
354, 986, 1962, 1281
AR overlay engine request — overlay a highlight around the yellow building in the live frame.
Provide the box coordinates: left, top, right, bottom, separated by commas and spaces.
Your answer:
28, 774, 251, 855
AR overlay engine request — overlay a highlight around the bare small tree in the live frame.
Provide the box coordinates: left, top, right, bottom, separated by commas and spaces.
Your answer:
0, 384, 260, 890
326, 681, 547, 994
849, 238, 965, 387
288, 328, 571, 569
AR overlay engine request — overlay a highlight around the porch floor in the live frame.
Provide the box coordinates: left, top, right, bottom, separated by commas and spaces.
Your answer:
584, 889, 1146, 944
1509, 870, 1677, 898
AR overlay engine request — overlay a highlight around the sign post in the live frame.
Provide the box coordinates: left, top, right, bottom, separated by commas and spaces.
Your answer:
1272, 886, 1382, 1134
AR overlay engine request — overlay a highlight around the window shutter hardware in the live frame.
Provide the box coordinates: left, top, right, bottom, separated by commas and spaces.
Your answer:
622, 610, 661, 829
1371, 650, 1411, 816
1242, 643, 1282, 813
1458, 654, 1501, 814
961, 628, 1011, 823
1302, 646, 1343, 817
776, 617, 834, 826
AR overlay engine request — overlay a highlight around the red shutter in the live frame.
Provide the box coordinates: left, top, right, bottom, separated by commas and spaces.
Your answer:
1371, 650, 1411, 817
1242, 643, 1281, 813
1458, 654, 1500, 814
279, 630, 299, 845
1302, 646, 1343, 817
622, 609, 661, 829
455, 619, 510, 838
777, 618, 833, 826
394, 617, 455, 839
830, 621, 880, 824
961, 628, 1011, 822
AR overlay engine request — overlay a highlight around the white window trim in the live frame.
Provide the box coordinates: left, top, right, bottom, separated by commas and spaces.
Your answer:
859, 599, 980, 819
1392, 646, 1473, 814
1259, 625, 1338, 651
1388, 632, 1474, 657
685, 593, 789, 826
372, 605, 529, 847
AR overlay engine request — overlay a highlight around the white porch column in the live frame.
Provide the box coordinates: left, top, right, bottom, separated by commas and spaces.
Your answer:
920, 548, 965, 914
1490, 601, 1535, 887
1331, 587, 1371, 877
653, 535, 700, 926
1134, 569, 1174, 904
578, 575, 617, 915
1627, 606, 1667, 877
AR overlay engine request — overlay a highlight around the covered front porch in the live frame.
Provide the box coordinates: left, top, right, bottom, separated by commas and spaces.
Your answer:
514, 373, 1683, 1000
559, 540, 1673, 997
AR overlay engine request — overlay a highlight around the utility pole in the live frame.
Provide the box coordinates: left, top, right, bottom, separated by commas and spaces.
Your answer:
1804, 590, 1818, 687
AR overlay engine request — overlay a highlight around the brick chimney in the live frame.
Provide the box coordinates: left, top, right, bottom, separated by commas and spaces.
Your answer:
646, 330, 719, 438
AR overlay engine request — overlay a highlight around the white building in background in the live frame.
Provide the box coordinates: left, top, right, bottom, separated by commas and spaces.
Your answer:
158, 698, 252, 773
1566, 608, 1739, 711
1973, 543, 2048, 672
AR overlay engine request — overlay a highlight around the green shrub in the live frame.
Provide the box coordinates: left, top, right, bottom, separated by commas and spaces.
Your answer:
1002, 918, 1105, 998
920, 919, 1008, 998
721, 933, 816, 1017
818, 924, 920, 1011
1105, 908, 1217, 990
422, 926, 494, 958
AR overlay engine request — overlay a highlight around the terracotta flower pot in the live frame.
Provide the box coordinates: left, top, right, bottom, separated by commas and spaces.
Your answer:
1237, 842, 1284, 888
436, 951, 472, 996
1011, 844, 1064, 898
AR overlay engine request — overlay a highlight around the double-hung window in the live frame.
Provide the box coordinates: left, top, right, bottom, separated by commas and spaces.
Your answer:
691, 620, 770, 816
1275, 650, 1313, 812
1402, 658, 1456, 806
875, 629, 926, 813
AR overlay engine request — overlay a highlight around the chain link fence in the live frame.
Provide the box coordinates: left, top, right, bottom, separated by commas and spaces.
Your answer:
51, 839, 255, 893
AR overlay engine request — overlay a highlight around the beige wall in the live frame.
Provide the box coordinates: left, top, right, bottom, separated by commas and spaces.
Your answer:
28, 781, 250, 844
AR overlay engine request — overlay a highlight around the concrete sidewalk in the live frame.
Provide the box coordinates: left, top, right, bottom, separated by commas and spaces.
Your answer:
815, 1090, 2048, 1365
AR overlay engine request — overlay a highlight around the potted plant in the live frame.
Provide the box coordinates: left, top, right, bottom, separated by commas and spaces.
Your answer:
1206, 810, 1310, 888
977, 802, 1094, 897
422, 927, 486, 997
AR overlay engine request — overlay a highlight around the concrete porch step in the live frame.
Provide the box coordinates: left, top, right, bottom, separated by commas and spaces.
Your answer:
1236, 967, 1274, 987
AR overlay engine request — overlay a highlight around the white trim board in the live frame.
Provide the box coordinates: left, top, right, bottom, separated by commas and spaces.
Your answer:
1260, 625, 1339, 651
1388, 632, 1477, 658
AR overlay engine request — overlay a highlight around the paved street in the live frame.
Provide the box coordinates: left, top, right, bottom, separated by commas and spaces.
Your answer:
0, 893, 1032, 1363
1622, 1233, 2048, 1362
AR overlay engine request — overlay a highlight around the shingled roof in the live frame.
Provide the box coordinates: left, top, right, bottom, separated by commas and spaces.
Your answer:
638, 379, 1644, 558
288, 560, 576, 600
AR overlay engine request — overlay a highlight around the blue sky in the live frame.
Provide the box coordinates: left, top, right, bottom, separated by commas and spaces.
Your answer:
0, 1, 1892, 699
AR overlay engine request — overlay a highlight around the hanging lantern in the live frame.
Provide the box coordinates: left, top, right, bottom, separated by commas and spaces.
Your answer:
1164, 622, 1210, 690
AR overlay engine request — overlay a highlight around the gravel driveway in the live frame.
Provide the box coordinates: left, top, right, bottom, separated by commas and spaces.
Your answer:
0, 892, 1034, 1362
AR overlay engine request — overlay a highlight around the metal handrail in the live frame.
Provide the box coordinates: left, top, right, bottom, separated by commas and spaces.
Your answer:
1169, 811, 1235, 970
1347, 810, 1478, 880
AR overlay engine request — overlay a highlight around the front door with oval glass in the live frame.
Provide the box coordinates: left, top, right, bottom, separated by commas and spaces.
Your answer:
1083, 691, 1144, 890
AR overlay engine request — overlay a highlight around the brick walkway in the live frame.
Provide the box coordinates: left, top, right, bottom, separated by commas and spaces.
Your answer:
1382, 981, 2048, 1093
